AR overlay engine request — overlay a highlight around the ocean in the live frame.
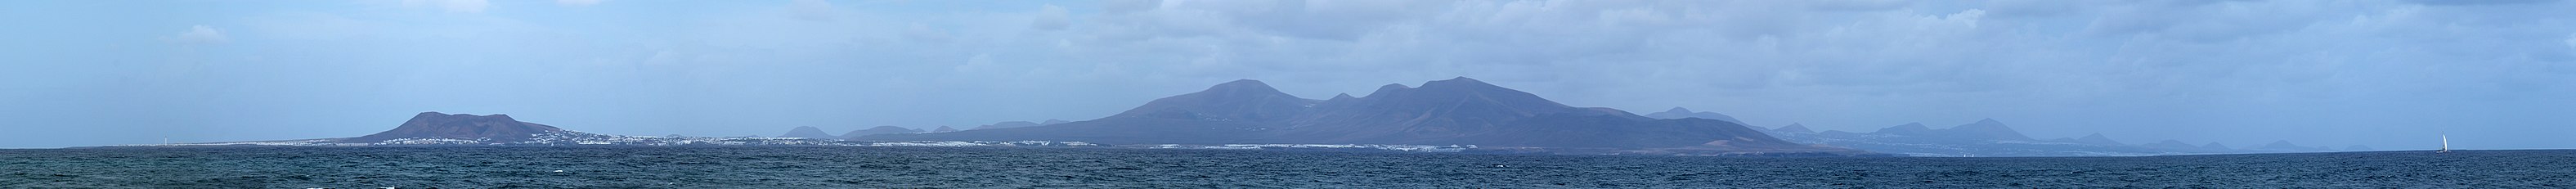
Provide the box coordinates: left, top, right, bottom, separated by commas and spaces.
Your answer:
2, 146, 2568, 188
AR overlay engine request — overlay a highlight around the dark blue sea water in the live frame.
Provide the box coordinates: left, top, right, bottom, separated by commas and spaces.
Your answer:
2, 146, 2569, 188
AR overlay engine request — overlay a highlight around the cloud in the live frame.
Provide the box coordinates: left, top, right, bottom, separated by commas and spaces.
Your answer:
404, 0, 490, 13
791, 0, 837, 21
955, 54, 996, 73
171, 25, 229, 45
2406, 0, 2557, 6
558, 0, 604, 7
1101, 0, 1162, 13
903, 24, 949, 43
1031, 4, 1070, 30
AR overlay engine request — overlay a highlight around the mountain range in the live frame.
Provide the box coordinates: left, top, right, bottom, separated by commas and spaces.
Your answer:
191, 79, 2367, 157
861, 77, 1852, 153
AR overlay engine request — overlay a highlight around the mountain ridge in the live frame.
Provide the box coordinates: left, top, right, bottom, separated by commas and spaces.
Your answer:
1643, 107, 1744, 124
863, 77, 1831, 151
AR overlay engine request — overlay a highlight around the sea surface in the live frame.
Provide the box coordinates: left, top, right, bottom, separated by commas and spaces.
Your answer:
2, 146, 2569, 188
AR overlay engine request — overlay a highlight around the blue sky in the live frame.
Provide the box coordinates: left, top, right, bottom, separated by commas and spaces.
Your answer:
2, 0, 2571, 149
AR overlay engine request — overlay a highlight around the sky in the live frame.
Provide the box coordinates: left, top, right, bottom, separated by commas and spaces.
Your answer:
2, 0, 2571, 149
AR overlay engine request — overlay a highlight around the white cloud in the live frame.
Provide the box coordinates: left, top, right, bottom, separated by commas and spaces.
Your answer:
172, 25, 229, 45
955, 54, 996, 73
2565, 32, 2576, 51
1031, 4, 1070, 30
558, 0, 604, 7
1101, 0, 1162, 13
902, 24, 949, 43
403, 0, 489, 13
791, 0, 837, 21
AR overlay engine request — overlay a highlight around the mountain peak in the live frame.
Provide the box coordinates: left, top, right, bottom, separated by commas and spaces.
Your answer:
1640, 106, 1742, 124
778, 126, 837, 138
417, 111, 514, 120
1946, 119, 2034, 141
1419, 76, 1498, 89
1206, 79, 1283, 93
1111, 79, 1314, 122
1367, 83, 1411, 98
1877, 123, 1932, 134
1329, 93, 1358, 101
1773, 123, 1814, 133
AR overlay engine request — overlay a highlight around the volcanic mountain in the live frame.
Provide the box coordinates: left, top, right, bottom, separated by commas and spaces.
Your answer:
1771, 124, 1814, 133
862, 77, 1823, 151
1643, 107, 1744, 124
776, 126, 837, 138
343, 111, 572, 143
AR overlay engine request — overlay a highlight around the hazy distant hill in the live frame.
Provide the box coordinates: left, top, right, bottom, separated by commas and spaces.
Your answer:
970, 121, 1044, 130
2143, 140, 2198, 149
1772, 124, 1814, 133
1764, 119, 2181, 156
1753, 118, 2369, 156
864, 77, 1835, 151
1869, 119, 2035, 142
776, 126, 837, 138
2259, 140, 2332, 152
841, 126, 923, 138
1642, 107, 1744, 124
2049, 133, 2123, 146
344, 112, 576, 143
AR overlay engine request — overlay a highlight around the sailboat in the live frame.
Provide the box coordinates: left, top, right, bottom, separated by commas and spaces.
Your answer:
2436, 134, 2451, 153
